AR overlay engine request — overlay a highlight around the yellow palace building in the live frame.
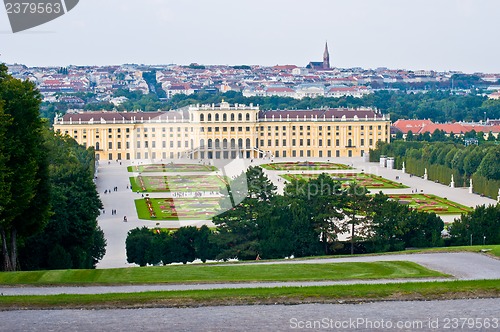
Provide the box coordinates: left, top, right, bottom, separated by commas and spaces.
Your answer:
53, 102, 390, 161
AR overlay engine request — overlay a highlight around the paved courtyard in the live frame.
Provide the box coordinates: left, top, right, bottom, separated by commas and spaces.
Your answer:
96, 157, 497, 269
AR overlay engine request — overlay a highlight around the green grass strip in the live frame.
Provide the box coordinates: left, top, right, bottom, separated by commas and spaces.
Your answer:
0, 261, 445, 286
401, 245, 500, 257
0, 280, 498, 310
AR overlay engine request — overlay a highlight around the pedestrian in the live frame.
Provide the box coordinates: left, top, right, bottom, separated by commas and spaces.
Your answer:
123, 216, 127, 222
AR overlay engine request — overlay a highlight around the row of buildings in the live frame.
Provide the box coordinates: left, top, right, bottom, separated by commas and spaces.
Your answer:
9, 43, 500, 109
392, 119, 500, 138
54, 102, 391, 161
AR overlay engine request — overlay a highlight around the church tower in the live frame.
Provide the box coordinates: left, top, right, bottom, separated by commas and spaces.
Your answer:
323, 41, 330, 69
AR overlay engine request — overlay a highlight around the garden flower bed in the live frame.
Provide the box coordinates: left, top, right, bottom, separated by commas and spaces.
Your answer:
135, 197, 222, 220
280, 173, 408, 189
130, 175, 229, 193
387, 194, 473, 215
127, 163, 218, 173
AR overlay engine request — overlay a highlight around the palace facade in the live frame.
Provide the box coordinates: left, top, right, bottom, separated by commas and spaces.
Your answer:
53, 102, 390, 161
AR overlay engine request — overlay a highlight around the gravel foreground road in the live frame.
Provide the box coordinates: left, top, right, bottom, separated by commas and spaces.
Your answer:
0, 298, 499, 332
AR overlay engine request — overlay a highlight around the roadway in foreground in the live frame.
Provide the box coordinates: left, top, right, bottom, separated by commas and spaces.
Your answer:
1, 298, 499, 332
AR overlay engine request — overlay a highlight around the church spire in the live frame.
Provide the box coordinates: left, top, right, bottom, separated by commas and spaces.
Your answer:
323, 41, 330, 69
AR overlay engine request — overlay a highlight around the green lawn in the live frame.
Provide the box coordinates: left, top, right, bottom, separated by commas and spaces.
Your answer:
0, 280, 498, 310
261, 161, 352, 170
388, 194, 473, 215
290, 245, 500, 263
128, 163, 218, 173
0, 261, 445, 286
135, 197, 221, 220
402, 245, 500, 257
281, 172, 408, 189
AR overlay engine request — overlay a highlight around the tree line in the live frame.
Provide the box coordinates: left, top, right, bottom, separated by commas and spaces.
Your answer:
126, 167, 445, 266
169, 90, 500, 123
0, 64, 105, 271
370, 141, 500, 198
44, 89, 500, 124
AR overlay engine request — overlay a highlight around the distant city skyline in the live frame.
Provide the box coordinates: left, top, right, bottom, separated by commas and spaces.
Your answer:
1, 0, 500, 73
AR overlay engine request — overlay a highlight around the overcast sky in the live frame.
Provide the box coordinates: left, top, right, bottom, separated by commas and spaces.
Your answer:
1, 0, 499, 73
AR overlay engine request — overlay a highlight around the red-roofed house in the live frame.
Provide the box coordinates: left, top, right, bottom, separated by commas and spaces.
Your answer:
392, 119, 434, 134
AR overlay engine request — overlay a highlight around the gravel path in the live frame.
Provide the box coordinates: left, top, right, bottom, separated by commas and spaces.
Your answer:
1, 298, 499, 331
2, 252, 499, 296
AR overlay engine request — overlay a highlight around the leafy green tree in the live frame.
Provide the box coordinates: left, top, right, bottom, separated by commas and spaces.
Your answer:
0, 64, 51, 271
47, 244, 73, 270
245, 166, 277, 201
0, 103, 12, 244
169, 226, 198, 264
449, 205, 500, 245
213, 166, 277, 260
451, 149, 466, 175
285, 173, 344, 254
19, 132, 105, 270
476, 146, 500, 180
285, 196, 323, 257
402, 211, 444, 248
194, 225, 218, 263
342, 183, 371, 254
463, 147, 485, 177
366, 193, 407, 252
126, 227, 154, 267
257, 196, 296, 258
431, 129, 447, 142
212, 197, 262, 260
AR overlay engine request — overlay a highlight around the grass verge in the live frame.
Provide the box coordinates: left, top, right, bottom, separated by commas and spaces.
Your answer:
0, 280, 498, 310
0, 261, 445, 286
401, 245, 500, 258
289, 245, 500, 263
